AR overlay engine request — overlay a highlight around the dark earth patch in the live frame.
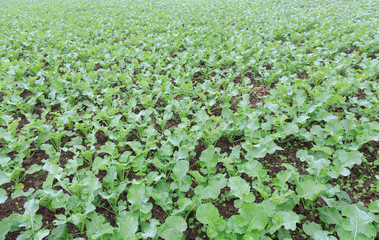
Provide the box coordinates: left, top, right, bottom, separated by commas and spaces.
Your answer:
95, 130, 109, 146
95, 196, 117, 227
23, 149, 49, 170
249, 86, 270, 108
59, 150, 75, 167
184, 211, 210, 240
21, 171, 48, 193
20, 89, 32, 99
150, 199, 167, 224
215, 136, 234, 155
190, 143, 207, 171
217, 199, 238, 218
0, 196, 27, 219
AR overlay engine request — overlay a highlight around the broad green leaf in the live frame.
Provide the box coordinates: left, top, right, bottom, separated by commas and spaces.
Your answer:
172, 160, 189, 179
0, 156, 10, 167
296, 179, 326, 200
127, 184, 153, 214
188, 170, 206, 184
119, 151, 132, 163
368, 200, 379, 213
196, 110, 209, 123
141, 219, 159, 239
34, 229, 50, 240
48, 224, 68, 240
174, 147, 189, 160
242, 160, 269, 182
0, 171, 11, 186
334, 150, 363, 169
303, 222, 337, 240
171, 160, 191, 192
311, 146, 333, 155
116, 212, 138, 240
196, 203, 225, 238
21, 199, 41, 230
236, 204, 269, 232
0, 217, 12, 240
0, 189, 7, 204
158, 216, 187, 240
86, 212, 114, 239
341, 205, 376, 239
195, 174, 227, 200
271, 211, 299, 233
228, 176, 254, 203
199, 146, 218, 174
103, 166, 117, 187
160, 143, 173, 156
318, 207, 343, 227
101, 141, 117, 156
92, 156, 109, 171
196, 203, 219, 224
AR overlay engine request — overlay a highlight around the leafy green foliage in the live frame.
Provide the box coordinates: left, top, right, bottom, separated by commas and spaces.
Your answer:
158, 216, 187, 240
236, 203, 269, 233
196, 203, 226, 238
115, 212, 138, 240
0, 0, 378, 239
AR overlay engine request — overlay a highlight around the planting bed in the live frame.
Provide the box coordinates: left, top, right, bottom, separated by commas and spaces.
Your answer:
0, 0, 378, 239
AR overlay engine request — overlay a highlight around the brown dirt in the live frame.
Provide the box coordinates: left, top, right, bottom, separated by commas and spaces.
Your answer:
343, 46, 360, 55
150, 199, 167, 224
178, 45, 186, 53
230, 96, 239, 112
217, 199, 238, 218
249, 87, 270, 108
13, 113, 30, 130
126, 170, 141, 181
356, 89, 366, 100
264, 63, 272, 70
327, 141, 378, 206
297, 70, 309, 79
96, 170, 107, 183
51, 104, 61, 112
295, 198, 327, 227
94, 63, 103, 71
367, 50, 379, 60
21, 171, 48, 192
292, 198, 334, 239
20, 89, 32, 99
32, 102, 46, 116
192, 71, 204, 84
37, 205, 65, 230
263, 137, 314, 177
360, 141, 379, 162
67, 222, 87, 238
184, 211, 209, 240
0, 196, 27, 219
190, 143, 207, 171
215, 136, 233, 155
210, 105, 222, 117
23, 149, 49, 171
170, 50, 178, 58
95, 130, 109, 146
95, 197, 117, 227
234, 77, 243, 84
59, 150, 75, 167
126, 129, 140, 142
241, 173, 253, 185
0, 172, 46, 221
165, 120, 180, 129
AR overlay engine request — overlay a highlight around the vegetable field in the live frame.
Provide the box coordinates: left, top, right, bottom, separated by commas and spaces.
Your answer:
1, 0, 379, 239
